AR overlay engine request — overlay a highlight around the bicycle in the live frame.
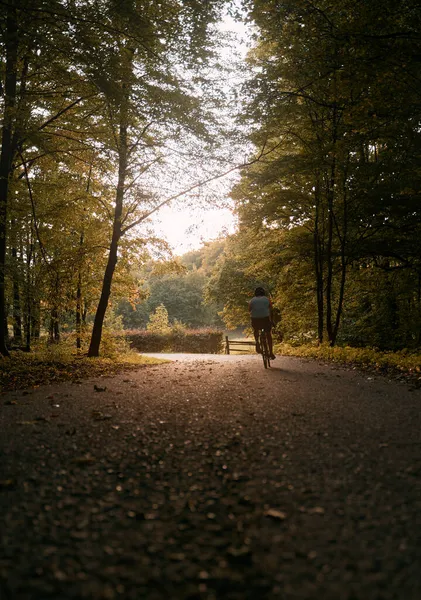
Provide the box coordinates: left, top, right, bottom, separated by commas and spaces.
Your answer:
258, 327, 271, 369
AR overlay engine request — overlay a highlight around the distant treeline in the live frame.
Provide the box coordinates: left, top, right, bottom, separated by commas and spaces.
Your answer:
117, 242, 225, 330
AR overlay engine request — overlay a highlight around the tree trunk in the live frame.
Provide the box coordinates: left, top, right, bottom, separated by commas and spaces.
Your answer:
24, 301, 31, 352
76, 270, 82, 350
0, 2, 18, 357
49, 307, 60, 343
315, 252, 324, 344
76, 166, 91, 351
4, 316, 9, 343
76, 265, 84, 350
24, 228, 33, 352
326, 113, 338, 346
11, 231, 22, 343
325, 177, 335, 345
49, 271, 61, 343
330, 159, 350, 346
325, 54, 341, 347
31, 297, 40, 339
313, 181, 324, 344
88, 53, 131, 357
330, 258, 346, 347
87, 233, 121, 356
12, 261, 22, 343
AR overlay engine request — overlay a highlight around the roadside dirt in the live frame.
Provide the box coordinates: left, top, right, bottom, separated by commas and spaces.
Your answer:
1, 354, 420, 599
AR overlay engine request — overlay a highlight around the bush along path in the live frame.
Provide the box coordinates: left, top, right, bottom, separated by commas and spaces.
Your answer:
278, 343, 421, 389
1, 354, 420, 599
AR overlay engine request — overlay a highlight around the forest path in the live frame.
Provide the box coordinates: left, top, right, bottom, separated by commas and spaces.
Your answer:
1, 354, 420, 599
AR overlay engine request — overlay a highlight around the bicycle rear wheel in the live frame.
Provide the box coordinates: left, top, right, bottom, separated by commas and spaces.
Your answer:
259, 330, 270, 369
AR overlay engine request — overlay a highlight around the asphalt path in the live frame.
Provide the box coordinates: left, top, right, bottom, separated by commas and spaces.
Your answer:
1, 354, 420, 599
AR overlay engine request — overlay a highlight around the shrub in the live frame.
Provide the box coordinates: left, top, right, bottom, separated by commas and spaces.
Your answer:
277, 342, 421, 374
52, 326, 130, 358
146, 304, 171, 334
126, 328, 224, 354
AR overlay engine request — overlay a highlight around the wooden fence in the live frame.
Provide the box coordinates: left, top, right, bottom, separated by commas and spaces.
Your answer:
225, 336, 256, 355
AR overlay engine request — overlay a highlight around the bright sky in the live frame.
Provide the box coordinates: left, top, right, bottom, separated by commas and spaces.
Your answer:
151, 202, 237, 254
148, 8, 250, 256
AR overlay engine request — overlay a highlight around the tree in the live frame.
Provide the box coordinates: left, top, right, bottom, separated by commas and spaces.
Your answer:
0, 1, 18, 355
205, 228, 278, 329
232, 0, 421, 346
71, 0, 226, 356
0, 0, 100, 353
146, 303, 171, 335
0, 0, 228, 356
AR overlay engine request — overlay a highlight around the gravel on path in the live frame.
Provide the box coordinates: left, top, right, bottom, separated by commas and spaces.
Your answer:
0, 354, 420, 600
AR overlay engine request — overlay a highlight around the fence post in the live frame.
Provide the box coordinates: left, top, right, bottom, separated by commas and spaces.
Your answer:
225, 336, 230, 354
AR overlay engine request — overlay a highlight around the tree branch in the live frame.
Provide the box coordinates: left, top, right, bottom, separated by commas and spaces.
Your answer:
37, 95, 97, 132
120, 141, 280, 236
19, 150, 52, 267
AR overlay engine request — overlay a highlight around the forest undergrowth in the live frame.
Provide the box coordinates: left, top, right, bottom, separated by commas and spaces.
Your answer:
0, 348, 165, 394
277, 343, 421, 389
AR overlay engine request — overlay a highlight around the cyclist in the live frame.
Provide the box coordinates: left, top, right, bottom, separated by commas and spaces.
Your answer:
249, 287, 276, 360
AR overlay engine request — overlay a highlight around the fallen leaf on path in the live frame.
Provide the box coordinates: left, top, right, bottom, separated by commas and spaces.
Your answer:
265, 509, 287, 520
91, 410, 112, 421
199, 571, 209, 580
169, 553, 186, 561
308, 506, 325, 515
228, 545, 252, 558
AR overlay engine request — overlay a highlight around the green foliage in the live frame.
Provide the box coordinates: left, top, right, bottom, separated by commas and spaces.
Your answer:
0, 0, 230, 356
127, 328, 224, 354
222, 0, 421, 349
117, 241, 225, 330
146, 304, 171, 334
3, 0, 421, 358
41, 325, 130, 360
278, 343, 421, 380
99, 330, 131, 359
337, 265, 421, 351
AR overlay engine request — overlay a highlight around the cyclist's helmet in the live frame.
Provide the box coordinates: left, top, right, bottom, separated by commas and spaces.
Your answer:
254, 287, 265, 296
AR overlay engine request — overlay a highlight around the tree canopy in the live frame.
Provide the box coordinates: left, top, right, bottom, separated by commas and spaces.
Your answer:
212, 0, 421, 349
0, 0, 229, 355
2, 0, 421, 355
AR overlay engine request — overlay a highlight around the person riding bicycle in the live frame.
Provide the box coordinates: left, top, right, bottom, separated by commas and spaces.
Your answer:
249, 287, 276, 360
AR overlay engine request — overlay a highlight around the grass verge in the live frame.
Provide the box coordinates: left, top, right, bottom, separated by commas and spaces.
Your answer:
276, 343, 421, 387
0, 350, 166, 393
